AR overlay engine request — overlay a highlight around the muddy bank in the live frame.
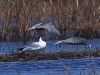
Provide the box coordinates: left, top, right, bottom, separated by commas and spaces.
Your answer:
0, 48, 100, 62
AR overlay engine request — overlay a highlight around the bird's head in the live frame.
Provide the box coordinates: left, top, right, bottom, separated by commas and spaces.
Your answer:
54, 41, 62, 45
39, 37, 46, 41
27, 27, 36, 31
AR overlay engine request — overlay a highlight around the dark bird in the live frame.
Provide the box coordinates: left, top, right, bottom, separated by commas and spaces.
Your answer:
55, 37, 87, 45
28, 22, 61, 36
54, 37, 87, 51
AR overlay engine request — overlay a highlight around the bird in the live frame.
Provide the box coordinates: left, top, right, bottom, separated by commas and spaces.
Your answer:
28, 23, 42, 31
54, 37, 87, 51
21, 37, 46, 54
28, 22, 61, 36
55, 37, 86, 45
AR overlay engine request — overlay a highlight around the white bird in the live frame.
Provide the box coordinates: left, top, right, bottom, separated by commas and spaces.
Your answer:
22, 37, 46, 53
28, 22, 61, 36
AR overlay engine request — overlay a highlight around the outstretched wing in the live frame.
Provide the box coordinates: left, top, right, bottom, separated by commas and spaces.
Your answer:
54, 37, 86, 45
65, 37, 81, 43
28, 23, 42, 30
38, 22, 61, 36
64, 37, 86, 45
76, 37, 87, 42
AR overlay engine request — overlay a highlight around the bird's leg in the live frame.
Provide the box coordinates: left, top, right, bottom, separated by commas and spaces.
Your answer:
35, 53, 39, 59
43, 49, 45, 56
35, 53, 37, 57
37, 53, 39, 58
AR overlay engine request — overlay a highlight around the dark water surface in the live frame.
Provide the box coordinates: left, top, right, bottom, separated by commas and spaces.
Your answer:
0, 39, 100, 75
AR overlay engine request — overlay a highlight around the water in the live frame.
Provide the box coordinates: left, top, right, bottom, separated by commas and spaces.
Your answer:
0, 39, 100, 75
0, 57, 100, 75
0, 39, 100, 53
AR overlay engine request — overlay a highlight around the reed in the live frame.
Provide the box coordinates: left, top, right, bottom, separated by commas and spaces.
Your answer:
0, 0, 100, 42
2, 62, 21, 75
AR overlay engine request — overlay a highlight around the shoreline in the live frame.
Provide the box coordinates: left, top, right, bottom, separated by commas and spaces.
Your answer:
0, 48, 100, 62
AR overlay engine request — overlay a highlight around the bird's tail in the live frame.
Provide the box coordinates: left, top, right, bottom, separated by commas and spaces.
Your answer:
18, 51, 25, 56
54, 41, 61, 45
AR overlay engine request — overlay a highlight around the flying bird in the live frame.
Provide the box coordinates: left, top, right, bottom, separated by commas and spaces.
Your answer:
55, 37, 87, 45
28, 22, 61, 36
54, 37, 87, 51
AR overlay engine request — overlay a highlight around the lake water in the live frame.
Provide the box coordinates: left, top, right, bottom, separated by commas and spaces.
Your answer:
0, 39, 100, 75
0, 57, 100, 75
0, 39, 100, 53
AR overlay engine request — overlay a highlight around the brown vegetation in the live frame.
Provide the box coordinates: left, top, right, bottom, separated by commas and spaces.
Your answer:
0, 47, 100, 62
0, 0, 100, 42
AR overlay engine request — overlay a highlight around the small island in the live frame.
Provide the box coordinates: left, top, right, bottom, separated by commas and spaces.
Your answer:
0, 47, 100, 62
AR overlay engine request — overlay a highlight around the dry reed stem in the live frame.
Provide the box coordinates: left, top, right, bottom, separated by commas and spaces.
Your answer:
0, 0, 99, 41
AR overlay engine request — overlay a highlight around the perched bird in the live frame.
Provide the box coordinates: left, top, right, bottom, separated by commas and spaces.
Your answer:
28, 22, 61, 36
22, 37, 46, 53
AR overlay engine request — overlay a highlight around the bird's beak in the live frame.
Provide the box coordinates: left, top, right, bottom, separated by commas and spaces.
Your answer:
54, 41, 61, 45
